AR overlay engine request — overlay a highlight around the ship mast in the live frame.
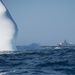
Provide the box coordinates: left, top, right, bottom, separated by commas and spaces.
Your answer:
64, 39, 67, 43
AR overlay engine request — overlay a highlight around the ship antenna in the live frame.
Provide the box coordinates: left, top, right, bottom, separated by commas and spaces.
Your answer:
64, 39, 67, 43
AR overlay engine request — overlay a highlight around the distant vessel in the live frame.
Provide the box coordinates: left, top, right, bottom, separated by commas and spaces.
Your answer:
55, 40, 75, 49
41, 40, 75, 50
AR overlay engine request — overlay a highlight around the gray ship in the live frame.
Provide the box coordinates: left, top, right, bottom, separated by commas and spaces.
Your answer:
55, 40, 75, 49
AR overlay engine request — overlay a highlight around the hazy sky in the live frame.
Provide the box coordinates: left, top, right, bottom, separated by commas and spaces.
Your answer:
3, 0, 75, 45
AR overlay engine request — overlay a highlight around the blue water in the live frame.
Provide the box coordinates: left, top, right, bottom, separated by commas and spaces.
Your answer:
0, 49, 75, 75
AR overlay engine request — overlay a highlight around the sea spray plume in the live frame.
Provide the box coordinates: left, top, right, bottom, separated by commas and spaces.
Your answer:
0, 0, 18, 51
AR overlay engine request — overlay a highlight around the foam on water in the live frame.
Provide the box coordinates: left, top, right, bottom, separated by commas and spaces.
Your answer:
0, 0, 18, 51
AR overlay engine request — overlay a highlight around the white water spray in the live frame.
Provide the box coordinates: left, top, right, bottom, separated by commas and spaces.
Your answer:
0, 0, 18, 51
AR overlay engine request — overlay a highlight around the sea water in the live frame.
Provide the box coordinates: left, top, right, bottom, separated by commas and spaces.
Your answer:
0, 49, 75, 75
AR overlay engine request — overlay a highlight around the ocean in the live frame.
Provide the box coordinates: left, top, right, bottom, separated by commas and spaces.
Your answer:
0, 49, 75, 75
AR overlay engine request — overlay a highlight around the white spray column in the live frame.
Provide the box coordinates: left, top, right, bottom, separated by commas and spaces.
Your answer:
0, 0, 18, 51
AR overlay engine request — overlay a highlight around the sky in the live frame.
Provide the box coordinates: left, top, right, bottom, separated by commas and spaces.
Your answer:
3, 0, 75, 46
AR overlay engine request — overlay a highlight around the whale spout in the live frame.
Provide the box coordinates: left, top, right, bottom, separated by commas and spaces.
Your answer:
0, 1, 18, 51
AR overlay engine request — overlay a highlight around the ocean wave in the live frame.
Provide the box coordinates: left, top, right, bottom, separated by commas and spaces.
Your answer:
0, 49, 75, 75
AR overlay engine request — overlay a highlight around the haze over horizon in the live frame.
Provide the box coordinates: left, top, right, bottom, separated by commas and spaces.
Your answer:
3, 0, 75, 46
